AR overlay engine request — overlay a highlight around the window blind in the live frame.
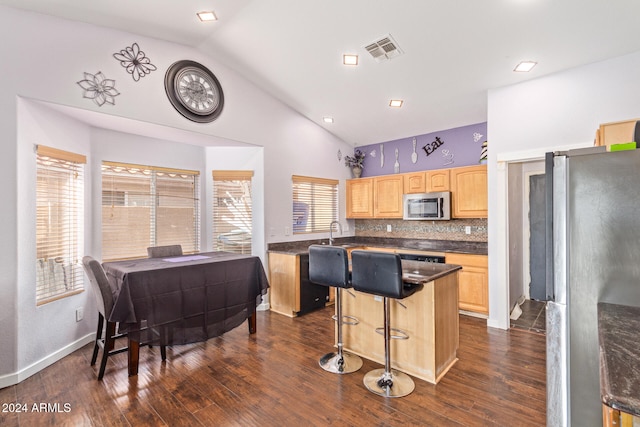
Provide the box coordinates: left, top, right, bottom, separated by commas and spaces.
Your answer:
292, 175, 338, 234
212, 171, 253, 254
102, 162, 200, 261
36, 145, 86, 305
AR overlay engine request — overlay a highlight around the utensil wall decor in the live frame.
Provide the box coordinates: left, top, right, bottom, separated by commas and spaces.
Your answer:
394, 148, 400, 173
351, 122, 487, 174
411, 137, 418, 163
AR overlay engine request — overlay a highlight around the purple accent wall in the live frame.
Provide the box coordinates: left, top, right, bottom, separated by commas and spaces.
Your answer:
354, 122, 487, 177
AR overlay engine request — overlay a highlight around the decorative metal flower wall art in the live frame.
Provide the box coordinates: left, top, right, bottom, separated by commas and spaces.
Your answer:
113, 42, 156, 81
76, 71, 120, 106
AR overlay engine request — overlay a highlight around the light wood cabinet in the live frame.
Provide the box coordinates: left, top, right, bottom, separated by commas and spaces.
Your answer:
450, 165, 487, 218
403, 172, 426, 194
346, 175, 402, 219
342, 270, 459, 384
373, 175, 403, 218
426, 168, 450, 192
603, 404, 639, 427
446, 252, 488, 316
347, 164, 486, 219
268, 252, 328, 317
402, 170, 450, 194
346, 178, 374, 218
268, 252, 299, 316
595, 119, 638, 147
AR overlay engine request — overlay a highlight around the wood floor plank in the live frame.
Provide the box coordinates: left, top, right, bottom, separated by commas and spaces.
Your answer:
0, 307, 546, 426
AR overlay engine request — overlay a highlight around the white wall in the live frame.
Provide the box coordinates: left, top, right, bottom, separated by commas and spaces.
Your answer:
14, 99, 96, 385
487, 50, 640, 328
0, 7, 353, 385
88, 127, 208, 254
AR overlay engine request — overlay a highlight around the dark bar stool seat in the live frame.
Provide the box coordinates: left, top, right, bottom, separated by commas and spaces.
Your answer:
351, 250, 423, 397
309, 244, 363, 374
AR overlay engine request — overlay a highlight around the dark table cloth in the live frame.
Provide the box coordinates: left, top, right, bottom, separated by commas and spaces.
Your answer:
103, 251, 269, 346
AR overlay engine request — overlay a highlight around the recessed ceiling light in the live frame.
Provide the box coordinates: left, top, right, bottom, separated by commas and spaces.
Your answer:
323, 116, 334, 123
514, 61, 537, 72
343, 54, 358, 66
389, 99, 403, 108
197, 11, 217, 22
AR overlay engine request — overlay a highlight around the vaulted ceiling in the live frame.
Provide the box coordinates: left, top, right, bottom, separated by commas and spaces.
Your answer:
3, 0, 640, 145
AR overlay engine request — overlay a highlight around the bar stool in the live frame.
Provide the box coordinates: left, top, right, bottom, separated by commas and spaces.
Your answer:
308, 244, 363, 374
351, 250, 423, 397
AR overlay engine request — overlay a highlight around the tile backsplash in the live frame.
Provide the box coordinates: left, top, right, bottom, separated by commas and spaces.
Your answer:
355, 218, 487, 242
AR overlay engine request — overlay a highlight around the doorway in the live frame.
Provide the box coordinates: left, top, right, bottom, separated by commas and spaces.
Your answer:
507, 160, 547, 333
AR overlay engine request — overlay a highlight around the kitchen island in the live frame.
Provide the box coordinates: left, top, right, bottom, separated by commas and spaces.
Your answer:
342, 260, 461, 384
268, 236, 487, 318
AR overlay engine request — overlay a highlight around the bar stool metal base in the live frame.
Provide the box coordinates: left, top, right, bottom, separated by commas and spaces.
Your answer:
363, 368, 415, 398
319, 351, 363, 374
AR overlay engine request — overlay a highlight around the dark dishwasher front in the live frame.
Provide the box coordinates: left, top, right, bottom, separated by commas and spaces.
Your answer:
299, 253, 329, 315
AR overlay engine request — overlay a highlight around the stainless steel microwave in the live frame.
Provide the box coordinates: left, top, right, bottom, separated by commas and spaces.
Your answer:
403, 191, 451, 220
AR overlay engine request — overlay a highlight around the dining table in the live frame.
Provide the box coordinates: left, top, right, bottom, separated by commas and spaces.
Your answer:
102, 251, 269, 376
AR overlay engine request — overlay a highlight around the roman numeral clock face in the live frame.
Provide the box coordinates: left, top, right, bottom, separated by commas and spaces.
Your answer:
164, 60, 224, 123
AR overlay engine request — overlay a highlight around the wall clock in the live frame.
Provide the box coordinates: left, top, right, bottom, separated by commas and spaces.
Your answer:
164, 60, 224, 123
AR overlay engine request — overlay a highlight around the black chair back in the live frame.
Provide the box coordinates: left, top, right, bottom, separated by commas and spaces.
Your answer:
147, 245, 183, 258
82, 256, 115, 318
351, 250, 419, 299
309, 244, 350, 289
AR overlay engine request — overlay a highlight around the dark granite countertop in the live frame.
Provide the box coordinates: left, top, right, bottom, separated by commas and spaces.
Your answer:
267, 236, 487, 256
598, 302, 640, 417
401, 260, 462, 284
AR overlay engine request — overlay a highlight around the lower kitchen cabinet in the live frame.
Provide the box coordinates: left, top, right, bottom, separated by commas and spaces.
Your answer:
603, 404, 639, 427
446, 252, 488, 316
268, 252, 328, 317
342, 267, 459, 384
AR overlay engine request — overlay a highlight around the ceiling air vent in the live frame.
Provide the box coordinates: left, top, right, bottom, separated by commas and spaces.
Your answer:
364, 34, 403, 62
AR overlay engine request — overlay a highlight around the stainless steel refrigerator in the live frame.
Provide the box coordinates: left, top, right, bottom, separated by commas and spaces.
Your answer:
546, 147, 640, 426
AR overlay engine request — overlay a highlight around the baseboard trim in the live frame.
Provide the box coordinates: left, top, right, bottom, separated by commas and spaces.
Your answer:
0, 333, 95, 388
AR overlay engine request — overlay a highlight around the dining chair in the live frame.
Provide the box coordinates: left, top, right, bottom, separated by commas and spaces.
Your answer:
147, 245, 183, 258
82, 256, 166, 380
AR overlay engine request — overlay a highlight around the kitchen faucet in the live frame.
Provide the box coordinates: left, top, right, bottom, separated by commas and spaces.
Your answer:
329, 221, 341, 246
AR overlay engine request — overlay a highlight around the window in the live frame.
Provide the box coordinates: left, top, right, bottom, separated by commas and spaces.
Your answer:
292, 175, 338, 234
212, 171, 253, 254
36, 145, 86, 305
102, 162, 200, 261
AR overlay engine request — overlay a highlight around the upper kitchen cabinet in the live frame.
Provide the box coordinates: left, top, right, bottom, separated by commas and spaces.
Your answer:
426, 169, 450, 192
346, 178, 374, 218
450, 165, 487, 218
403, 172, 426, 194
346, 175, 402, 219
373, 175, 403, 218
403, 169, 450, 194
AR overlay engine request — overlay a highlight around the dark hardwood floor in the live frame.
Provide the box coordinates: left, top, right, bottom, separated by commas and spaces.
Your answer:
0, 307, 546, 426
